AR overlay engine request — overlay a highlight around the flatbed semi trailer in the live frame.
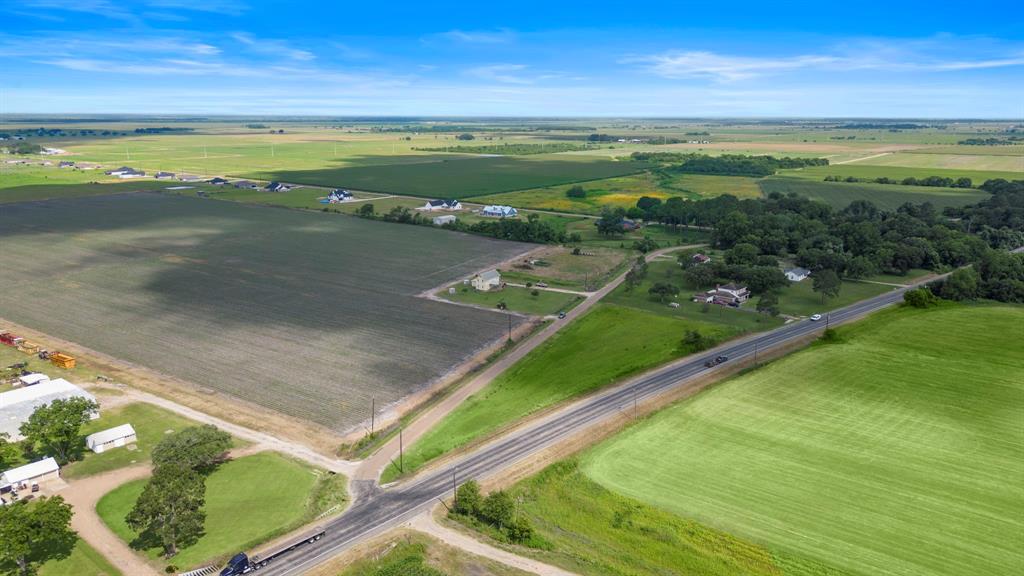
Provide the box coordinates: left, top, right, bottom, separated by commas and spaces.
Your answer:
219, 529, 325, 575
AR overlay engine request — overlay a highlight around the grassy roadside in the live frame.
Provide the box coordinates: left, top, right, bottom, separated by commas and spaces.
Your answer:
384, 304, 738, 482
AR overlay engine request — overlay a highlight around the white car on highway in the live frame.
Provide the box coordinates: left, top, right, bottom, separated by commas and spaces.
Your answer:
810, 314, 823, 321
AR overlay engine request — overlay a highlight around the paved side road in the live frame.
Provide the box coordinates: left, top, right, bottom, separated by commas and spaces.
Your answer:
257, 281, 917, 576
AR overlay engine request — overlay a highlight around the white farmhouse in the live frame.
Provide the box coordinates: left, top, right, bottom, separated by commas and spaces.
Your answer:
86, 424, 137, 454
785, 267, 811, 282
481, 205, 517, 218
471, 269, 502, 291
421, 199, 462, 211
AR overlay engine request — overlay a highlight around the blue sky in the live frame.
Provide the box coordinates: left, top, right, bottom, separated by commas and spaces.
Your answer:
1, 0, 1022, 117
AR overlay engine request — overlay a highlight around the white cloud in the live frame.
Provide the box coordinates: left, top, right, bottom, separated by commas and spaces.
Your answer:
231, 32, 314, 61
436, 28, 516, 44
466, 64, 532, 84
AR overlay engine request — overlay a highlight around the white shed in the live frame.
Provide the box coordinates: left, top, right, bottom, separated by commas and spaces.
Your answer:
472, 270, 502, 291
1, 457, 60, 489
85, 423, 137, 454
17, 373, 49, 387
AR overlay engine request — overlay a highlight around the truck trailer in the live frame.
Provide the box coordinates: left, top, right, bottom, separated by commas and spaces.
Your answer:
219, 529, 325, 575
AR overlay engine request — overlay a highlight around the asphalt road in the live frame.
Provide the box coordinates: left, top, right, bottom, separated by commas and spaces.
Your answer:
256, 284, 913, 575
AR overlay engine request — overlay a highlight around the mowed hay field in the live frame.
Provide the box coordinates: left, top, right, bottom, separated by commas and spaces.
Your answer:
851, 150, 1023, 172
251, 154, 646, 199
0, 193, 531, 432
581, 304, 1024, 576
759, 177, 988, 211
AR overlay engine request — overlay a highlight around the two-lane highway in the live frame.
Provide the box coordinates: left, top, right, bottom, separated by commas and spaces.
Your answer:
260, 284, 913, 575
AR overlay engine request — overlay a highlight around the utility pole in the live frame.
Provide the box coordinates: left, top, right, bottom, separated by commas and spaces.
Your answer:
633, 387, 638, 419
826, 313, 831, 330
507, 314, 512, 343
754, 341, 758, 364
452, 467, 458, 506
371, 398, 375, 435
399, 428, 404, 473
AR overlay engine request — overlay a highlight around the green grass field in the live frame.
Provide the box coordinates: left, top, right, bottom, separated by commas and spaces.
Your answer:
37, 539, 122, 576
97, 452, 343, 570
439, 285, 583, 316
482, 459, 844, 576
471, 171, 762, 215
759, 177, 988, 210
248, 154, 645, 199
852, 151, 1023, 172
783, 164, 1022, 185
765, 277, 895, 317
580, 304, 1024, 576
62, 403, 215, 479
388, 304, 738, 482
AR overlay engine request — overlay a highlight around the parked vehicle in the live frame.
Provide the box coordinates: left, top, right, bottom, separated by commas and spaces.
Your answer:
810, 314, 822, 321
219, 529, 325, 575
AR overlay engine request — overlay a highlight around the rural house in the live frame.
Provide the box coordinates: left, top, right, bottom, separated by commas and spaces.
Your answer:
421, 199, 463, 211
58, 161, 75, 168
1, 457, 60, 493
85, 423, 137, 454
233, 180, 258, 189
785, 267, 811, 282
208, 177, 230, 185
327, 189, 353, 203
472, 269, 502, 291
433, 215, 457, 226
16, 373, 49, 387
265, 181, 291, 192
154, 171, 176, 179
105, 166, 145, 178
0, 379, 98, 441
692, 253, 711, 265
695, 283, 751, 306
481, 205, 518, 218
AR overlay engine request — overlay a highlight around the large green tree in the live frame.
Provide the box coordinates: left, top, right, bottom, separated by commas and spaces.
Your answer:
19, 397, 98, 464
0, 496, 76, 576
126, 465, 207, 558
812, 269, 842, 304
0, 433, 19, 471
151, 425, 231, 473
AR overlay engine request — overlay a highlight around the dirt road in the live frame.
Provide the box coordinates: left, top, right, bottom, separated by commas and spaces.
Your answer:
356, 244, 704, 482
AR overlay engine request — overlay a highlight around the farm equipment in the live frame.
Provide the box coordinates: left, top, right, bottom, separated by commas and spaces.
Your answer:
0, 332, 24, 347
37, 350, 50, 360
18, 341, 40, 355
219, 529, 325, 575
50, 352, 76, 369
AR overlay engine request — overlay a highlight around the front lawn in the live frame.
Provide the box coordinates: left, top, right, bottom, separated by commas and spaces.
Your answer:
439, 284, 583, 316
769, 278, 894, 317
38, 539, 122, 576
96, 452, 345, 571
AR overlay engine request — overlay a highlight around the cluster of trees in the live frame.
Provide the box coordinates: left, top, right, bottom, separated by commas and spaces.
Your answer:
455, 133, 476, 141
133, 127, 194, 134
18, 397, 99, 464
415, 143, 591, 155
836, 123, 932, 129
353, 204, 580, 244
824, 174, 975, 188
451, 481, 538, 546
945, 180, 1024, 249
957, 137, 1023, 145
245, 123, 269, 129
1, 127, 126, 138
565, 184, 587, 198
126, 425, 232, 558
586, 133, 620, 142
629, 152, 828, 177
3, 142, 43, 155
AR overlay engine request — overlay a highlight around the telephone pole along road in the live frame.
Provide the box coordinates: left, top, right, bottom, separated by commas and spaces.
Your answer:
259, 284, 915, 575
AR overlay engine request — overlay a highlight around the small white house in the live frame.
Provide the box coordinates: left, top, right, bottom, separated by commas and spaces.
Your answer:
16, 373, 49, 387
472, 269, 502, 291
421, 199, 462, 211
85, 424, 137, 454
1, 457, 60, 490
785, 267, 811, 282
481, 205, 517, 218
433, 215, 457, 226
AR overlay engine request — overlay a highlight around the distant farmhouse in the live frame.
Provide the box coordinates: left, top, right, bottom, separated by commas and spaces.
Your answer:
472, 269, 502, 291
154, 171, 176, 180
265, 181, 292, 192
481, 205, 517, 218
105, 166, 145, 179
233, 180, 259, 189
695, 284, 750, 307
785, 267, 811, 282
421, 199, 462, 211
58, 161, 75, 168
208, 177, 230, 186
691, 253, 711, 265
326, 189, 353, 203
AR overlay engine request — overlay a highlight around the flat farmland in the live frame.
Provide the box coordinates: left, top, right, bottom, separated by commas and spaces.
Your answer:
247, 154, 646, 198
783, 163, 1022, 184
851, 151, 1023, 172
759, 177, 988, 210
0, 193, 531, 432
581, 304, 1024, 576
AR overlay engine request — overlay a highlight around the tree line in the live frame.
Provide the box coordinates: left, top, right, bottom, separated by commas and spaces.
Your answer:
414, 143, 591, 155
823, 174, 975, 188
957, 137, 1023, 145
349, 203, 581, 244
630, 152, 829, 177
